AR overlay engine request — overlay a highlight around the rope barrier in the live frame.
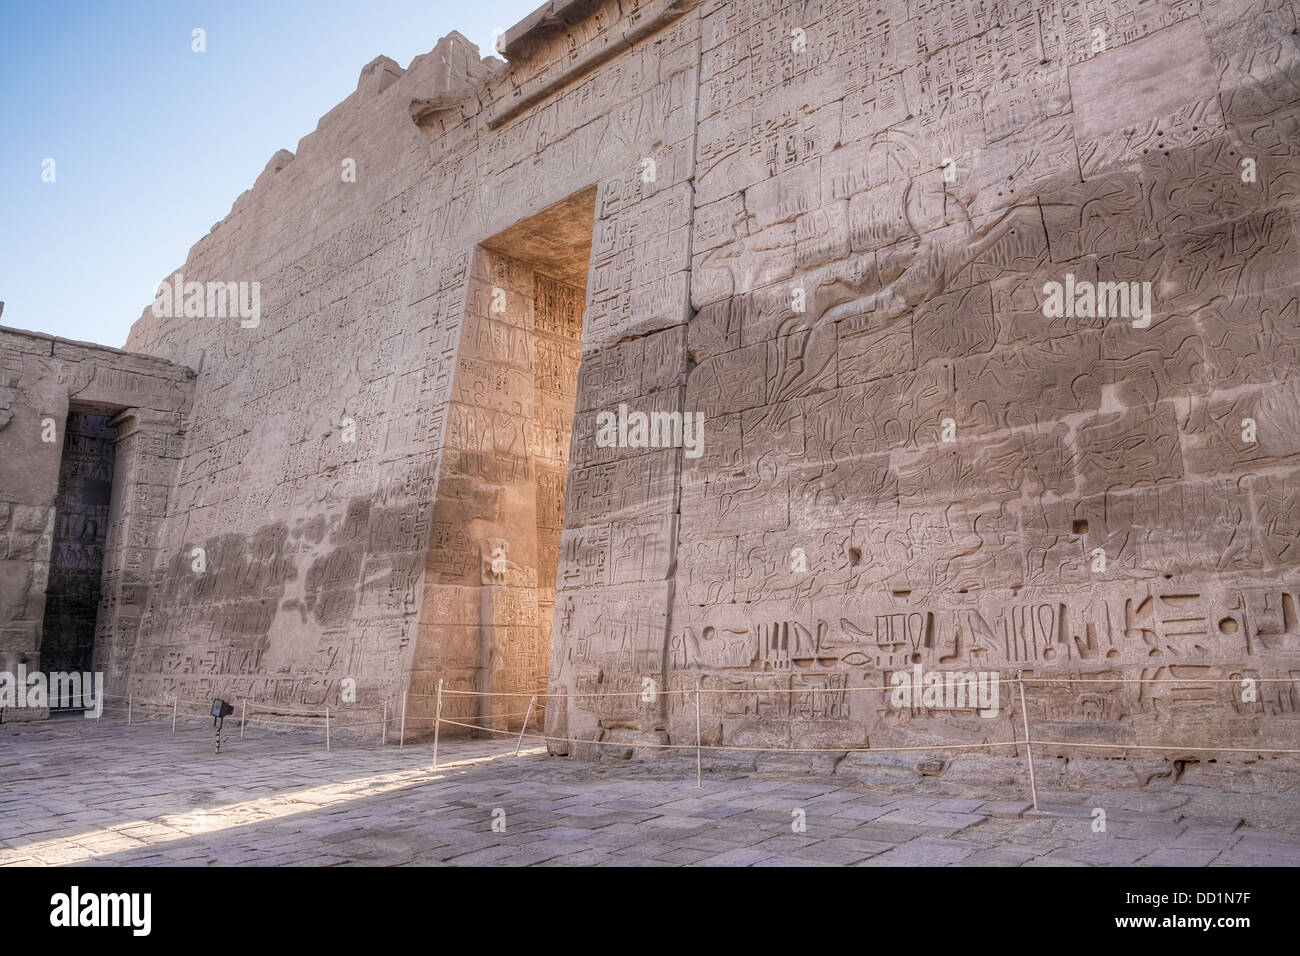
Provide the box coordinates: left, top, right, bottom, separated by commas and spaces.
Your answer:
1017, 677, 1297, 684
67, 671, 1300, 720
408, 686, 551, 699
103, 693, 388, 713
433, 717, 1300, 757
95, 702, 1300, 758
68, 673, 1300, 801
430, 709, 537, 721
96, 695, 396, 739
242, 716, 327, 730
413, 674, 1299, 701
1026, 740, 1300, 754
98, 697, 1289, 754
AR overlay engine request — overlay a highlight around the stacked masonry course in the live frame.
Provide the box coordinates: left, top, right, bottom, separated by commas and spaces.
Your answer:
1, 0, 1298, 770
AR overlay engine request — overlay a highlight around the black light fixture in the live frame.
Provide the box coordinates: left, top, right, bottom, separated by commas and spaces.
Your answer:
212, 698, 234, 753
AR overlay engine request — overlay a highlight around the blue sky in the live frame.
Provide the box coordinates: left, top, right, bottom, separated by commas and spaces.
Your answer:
0, 0, 537, 348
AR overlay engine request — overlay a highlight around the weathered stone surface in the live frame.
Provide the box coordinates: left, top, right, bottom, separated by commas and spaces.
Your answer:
1, 0, 1297, 774
0, 329, 194, 718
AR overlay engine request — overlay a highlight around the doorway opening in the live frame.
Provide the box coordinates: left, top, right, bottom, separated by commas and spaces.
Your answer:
39, 407, 116, 709
420, 186, 596, 736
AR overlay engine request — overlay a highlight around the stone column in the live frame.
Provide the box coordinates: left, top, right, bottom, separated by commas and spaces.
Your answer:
95, 408, 186, 693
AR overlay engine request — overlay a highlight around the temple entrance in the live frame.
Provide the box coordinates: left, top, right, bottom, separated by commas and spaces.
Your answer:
414, 186, 597, 737
38, 408, 116, 709
476, 189, 595, 732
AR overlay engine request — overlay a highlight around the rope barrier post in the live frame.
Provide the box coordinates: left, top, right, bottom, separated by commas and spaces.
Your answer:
1017, 672, 1039, 812
128, 694, 132, 725
171, 696, 177, 733
431, 678, 443, 771
325, 706, 331, 752
240, 699, 247, 740
695, 680, 703, 789
400, 691, 407, 749
382, 702, 387, 747
515, 695, 537, 757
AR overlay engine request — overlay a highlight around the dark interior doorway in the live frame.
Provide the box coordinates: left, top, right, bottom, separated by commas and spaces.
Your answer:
39, 409, 116, 705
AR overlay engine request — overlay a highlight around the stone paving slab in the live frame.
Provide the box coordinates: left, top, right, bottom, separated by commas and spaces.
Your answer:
0, 716, 1297, 867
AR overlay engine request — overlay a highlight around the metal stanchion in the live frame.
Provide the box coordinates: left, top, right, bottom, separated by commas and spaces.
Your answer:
400, 691, 407, 749
382, 702, 388, 747
431, 679, 443, 770
325, 706, 331, 752
127, 694, 132, 724
515, 695, 537, 756
171, 696, 177, 733
1017, 673, 1039, 812
695, 680, 703, 788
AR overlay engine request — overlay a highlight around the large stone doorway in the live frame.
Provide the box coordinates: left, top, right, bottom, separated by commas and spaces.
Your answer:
412, 186, 597, 737
39, 408, 116, 708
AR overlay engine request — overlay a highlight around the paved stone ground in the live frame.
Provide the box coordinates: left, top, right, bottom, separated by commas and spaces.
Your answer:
2, 715, 1297, 866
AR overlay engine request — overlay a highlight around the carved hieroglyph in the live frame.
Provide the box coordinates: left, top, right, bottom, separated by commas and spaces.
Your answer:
2, 0, 1298, 761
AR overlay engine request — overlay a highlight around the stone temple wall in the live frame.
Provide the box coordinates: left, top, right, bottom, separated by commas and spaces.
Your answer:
113, 35, 499, 717
0, 328, 194, 718
5, 0, 1297, 764
537, 0, 1300, 762
110, 0, 703, 732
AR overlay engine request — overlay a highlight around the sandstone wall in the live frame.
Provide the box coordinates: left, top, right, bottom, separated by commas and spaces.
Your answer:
0, 328, 194, 715
113, 3, 699, 731
113, 36, 496, 720
88, 0, 1300, 761
662, 0, 1300, 760
544, 0, 1300, 761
